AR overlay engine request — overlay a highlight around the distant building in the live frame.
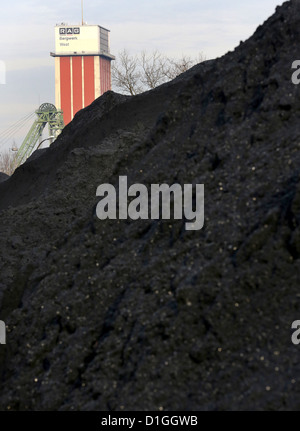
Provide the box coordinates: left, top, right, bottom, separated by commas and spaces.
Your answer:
50, 24, 115, 125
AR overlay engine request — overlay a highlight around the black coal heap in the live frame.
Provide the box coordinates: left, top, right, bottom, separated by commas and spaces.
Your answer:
0, 0, 300, 411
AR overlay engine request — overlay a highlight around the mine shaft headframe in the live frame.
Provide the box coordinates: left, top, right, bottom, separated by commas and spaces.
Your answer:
35, 103, 65, 137
14, 103, 65, 169
38, 102, 57, 111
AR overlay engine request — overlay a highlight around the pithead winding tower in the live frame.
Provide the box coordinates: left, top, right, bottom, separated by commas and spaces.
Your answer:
50, 23, 115, 125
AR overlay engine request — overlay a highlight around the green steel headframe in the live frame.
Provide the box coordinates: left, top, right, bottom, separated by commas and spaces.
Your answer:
14, 103, 64, 168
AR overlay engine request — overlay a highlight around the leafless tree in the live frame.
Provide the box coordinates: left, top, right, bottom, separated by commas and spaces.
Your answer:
0, 150, 17, 176
112, 49, 143, 96
140, 50, 166, 89
112, 49, 205, 95
163, 54, 202, 80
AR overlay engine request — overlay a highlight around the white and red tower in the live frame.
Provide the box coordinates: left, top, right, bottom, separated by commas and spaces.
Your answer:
51, 24, 115, 126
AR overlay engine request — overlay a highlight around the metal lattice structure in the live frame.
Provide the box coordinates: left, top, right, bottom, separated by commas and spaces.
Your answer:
14, 103, 64, 168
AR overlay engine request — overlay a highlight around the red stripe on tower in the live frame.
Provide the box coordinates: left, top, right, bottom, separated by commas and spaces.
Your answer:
72, 56, 83, 117
108, 61, 111, 89
60, 57, 72, 125
100, 57, 104, 94
100, 57, 111, 94
105, 59, 107, 92
84, 56, 95, 107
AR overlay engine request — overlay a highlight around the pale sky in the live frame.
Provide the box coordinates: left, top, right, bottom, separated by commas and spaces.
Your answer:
0, 0, 284, 150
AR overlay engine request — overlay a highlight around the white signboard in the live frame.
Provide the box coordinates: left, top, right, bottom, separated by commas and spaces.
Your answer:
55, 25, 101, 55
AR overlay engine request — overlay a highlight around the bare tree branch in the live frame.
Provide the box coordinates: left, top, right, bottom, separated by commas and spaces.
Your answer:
0, 150, 17, 176
112, 49, 206, 95
112, 49, 142, 95
140, 50, 167, 89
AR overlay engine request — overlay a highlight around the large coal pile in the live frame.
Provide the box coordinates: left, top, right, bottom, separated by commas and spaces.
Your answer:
0, 0, 300, 411
0, 173, 8, 183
